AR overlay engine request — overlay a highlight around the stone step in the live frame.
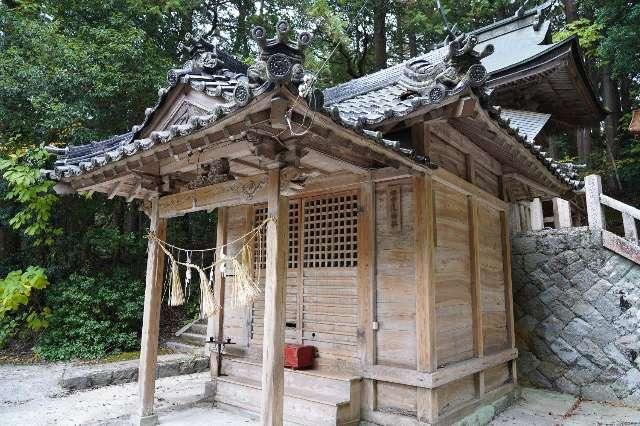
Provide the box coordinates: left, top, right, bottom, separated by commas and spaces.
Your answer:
188, 322, 208, 335
180, 332, 207, 345
166, 340, 204, 355
214, 375, 355, 426
60, 354, 208, 390
221, 357, 358, 400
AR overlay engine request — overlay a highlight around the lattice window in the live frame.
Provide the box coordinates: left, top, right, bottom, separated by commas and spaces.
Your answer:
253, 206, 268, 271
303, 192, 359, 268
253, 201, 300, 271
288, 201, 300, 269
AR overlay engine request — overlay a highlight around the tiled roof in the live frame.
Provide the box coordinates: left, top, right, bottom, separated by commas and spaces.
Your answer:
480, 95, 582, 189
323, 1, 553, 106
500, 109, 551, 142
44, 60, 260, 180
43, 9, 581, 191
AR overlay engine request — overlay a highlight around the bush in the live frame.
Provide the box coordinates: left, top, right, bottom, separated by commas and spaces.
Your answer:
0, 266, 50, 348
35, 269, 145, 360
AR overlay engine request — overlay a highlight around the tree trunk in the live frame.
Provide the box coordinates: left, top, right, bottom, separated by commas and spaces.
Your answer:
408, 31, 418, 57
577, 128, 592, 166
562, 0, 578, 22
124, 202, 140, 235
373, 2, 387, 70
600, 65, 622, 190
233, 1, 248, 57
547, 135, 559, 160
619, 74, 632, 113
601, 65, 621, 156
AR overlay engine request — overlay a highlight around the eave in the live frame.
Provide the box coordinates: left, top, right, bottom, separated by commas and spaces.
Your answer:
487, 36, 606, 127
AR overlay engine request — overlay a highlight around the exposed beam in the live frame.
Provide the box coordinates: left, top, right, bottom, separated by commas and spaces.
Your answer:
108, 179, 127, 199
502, 172, 561, 199
158, 174, 269, 218
230, 157, 269, 172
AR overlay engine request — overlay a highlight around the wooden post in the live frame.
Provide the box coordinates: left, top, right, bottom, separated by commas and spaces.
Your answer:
622, 213, 638, 243
552, 198, 572, 228
468, 196, 485, 396
414, 174, 438, 424
137, 199, 167, 425
209, 207, 228, 377
585, 174, 605, 231
500, 209, 517, 386
508, 203, 522, 234
261, 168, 288, 426
530, 198, 544, 231
358, 178, 377, 410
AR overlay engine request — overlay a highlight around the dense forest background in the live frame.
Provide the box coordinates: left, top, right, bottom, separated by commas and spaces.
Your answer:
0, 0, 638, 361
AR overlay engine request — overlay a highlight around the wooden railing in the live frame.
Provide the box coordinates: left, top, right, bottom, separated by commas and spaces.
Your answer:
583, 174, 640, 263
523, 174, 640, 264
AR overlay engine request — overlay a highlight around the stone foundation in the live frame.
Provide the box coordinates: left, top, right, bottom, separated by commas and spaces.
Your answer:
511, 227, 640, 404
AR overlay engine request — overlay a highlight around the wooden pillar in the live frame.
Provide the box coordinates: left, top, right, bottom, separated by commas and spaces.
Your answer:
552, 198, 572, 229
500, 210, 517, 385
622, 213, 638, 243
209, 207, 228, 376
530, 198, 544, 231
585, 174, 605, 231
508, 203, 522, 234
414, 174, 438, 423
261, 168, 288, 426
137, 199, 167, 424
358, 178, 377, 409
468, 196, 485, 396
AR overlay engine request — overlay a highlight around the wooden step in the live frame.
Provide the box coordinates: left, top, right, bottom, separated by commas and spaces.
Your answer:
214, 375, 355, 426
221, 356, 358, 400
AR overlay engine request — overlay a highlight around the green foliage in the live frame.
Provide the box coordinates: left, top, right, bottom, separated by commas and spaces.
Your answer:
0, 266, 50, 347
0, 148, 61, 246
553, 18, 603, 58
35, 269, 145, 360
0, 266, 48, 316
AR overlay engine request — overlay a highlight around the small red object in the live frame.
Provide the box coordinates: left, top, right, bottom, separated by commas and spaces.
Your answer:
284, 344, 315, 370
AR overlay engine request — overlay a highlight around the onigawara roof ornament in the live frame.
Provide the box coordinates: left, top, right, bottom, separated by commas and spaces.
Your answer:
400, 1, 494, 104
248, 20, 323, 110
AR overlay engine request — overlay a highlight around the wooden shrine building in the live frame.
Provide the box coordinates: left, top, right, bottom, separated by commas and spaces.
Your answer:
44, 3, 603, 425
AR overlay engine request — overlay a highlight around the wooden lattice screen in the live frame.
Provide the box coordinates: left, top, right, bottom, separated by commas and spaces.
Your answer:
302, 192, 359, 268
253, 201, 300, 271
253, 192, 359, 270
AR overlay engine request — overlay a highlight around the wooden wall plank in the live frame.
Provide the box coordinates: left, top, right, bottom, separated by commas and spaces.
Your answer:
375, 180, 416, 369
434, 182, 474, 365
468, 196, 485, 396
479, 204, 509, 355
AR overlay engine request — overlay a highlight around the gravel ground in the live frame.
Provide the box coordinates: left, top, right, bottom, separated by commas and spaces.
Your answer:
0, 362, 212, 425
2, 362, 639, 425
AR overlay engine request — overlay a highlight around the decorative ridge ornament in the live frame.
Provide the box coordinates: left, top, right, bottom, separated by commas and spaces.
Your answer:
400, 4, 494, 103
249, 20, 311, 87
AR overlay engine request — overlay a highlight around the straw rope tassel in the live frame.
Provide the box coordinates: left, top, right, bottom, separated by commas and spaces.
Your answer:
197, 266, 218, 318
168, 257, 185, 306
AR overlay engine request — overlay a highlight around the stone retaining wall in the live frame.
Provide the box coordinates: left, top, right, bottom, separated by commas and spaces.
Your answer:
511, 227, 640, 404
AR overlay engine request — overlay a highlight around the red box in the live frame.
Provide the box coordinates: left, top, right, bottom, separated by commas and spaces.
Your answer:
284, 344, 315, 370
